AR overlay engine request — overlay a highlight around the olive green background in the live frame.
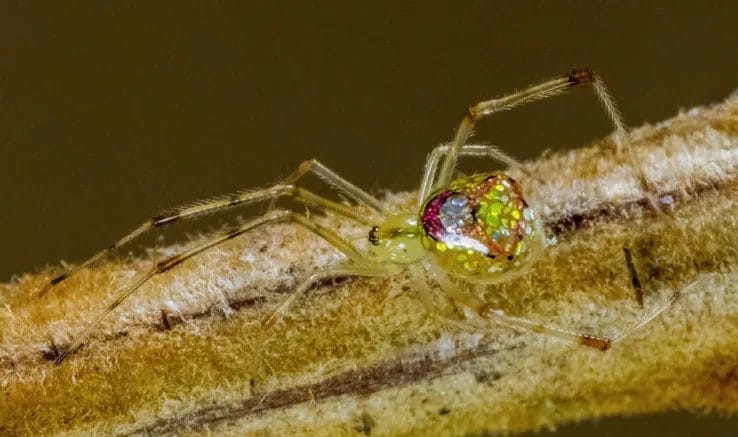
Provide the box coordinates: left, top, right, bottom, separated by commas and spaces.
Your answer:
1, 2, 736, 435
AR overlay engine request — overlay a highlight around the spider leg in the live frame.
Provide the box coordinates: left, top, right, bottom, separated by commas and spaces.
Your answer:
250, 262, 398, 376
54, 209, 372, 364
424, 264, 612, 351
612, 287, 680, 344
262, 263, 400, 330
41, 183, 383, 295
273, 158, 387, 213
434, 68, 636, 191
417, 143, 528, 209
408, 265, 475, 331
612, 272, 718, 344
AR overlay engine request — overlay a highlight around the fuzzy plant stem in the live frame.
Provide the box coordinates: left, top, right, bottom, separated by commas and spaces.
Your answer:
2, 95, 738, 435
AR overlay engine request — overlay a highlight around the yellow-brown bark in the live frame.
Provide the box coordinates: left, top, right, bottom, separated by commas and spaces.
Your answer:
2, 95, 738, 435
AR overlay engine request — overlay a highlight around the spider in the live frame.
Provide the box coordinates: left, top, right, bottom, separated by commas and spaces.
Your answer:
45, 68, 654, 364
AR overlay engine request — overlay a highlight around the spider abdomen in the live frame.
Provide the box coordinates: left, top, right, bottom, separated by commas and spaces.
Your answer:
419, 173, 544, 283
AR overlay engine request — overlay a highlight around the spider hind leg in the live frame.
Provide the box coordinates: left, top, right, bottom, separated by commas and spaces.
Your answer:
424, 266, 613, 351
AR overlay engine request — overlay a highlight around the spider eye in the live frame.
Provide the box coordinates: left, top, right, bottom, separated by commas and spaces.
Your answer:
419, 173, 544, 283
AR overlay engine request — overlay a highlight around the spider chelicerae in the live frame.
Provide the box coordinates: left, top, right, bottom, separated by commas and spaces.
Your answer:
44, 68, 659, 364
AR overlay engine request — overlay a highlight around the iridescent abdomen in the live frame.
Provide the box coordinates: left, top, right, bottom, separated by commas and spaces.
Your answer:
419, 173, 544, 283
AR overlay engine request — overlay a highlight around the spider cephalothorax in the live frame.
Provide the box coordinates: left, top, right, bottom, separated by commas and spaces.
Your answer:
419, 173, 544, 283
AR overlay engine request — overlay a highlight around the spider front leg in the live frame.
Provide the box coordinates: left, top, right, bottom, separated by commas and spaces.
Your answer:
432, 68, 655, 200
436, 68, 626, 188
54, 209, 377, 364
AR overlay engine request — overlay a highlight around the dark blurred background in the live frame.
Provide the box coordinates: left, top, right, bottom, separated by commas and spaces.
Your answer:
1, 2, 736, 434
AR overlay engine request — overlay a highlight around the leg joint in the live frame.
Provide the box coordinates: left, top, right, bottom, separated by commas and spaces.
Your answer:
299, 158, 318, 172
281, 183, 298, 195
465, 105, 480, 122
50, 273, 68, 285
264, 208, 294, 222
152, 212, 179, 227
156, 255, 184, 273
568, 67, 596, 85
578, 334, 611, 351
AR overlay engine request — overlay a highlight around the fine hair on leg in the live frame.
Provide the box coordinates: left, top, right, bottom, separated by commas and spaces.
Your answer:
433, 68, 631, 192
275, 158, 387, 213
417, 143, 528, 209
54, 209, 373, 364
424, 261, 612, 350
41, 175, 383, 296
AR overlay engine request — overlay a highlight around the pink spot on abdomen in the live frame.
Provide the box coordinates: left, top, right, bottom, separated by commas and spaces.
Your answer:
421, 190, 452, 241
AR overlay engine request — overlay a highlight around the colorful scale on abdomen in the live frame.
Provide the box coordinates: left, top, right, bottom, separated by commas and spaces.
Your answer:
419, 173, 541, 282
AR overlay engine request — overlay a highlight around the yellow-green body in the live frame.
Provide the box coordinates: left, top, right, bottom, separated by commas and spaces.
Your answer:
418, 173, 546, 284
